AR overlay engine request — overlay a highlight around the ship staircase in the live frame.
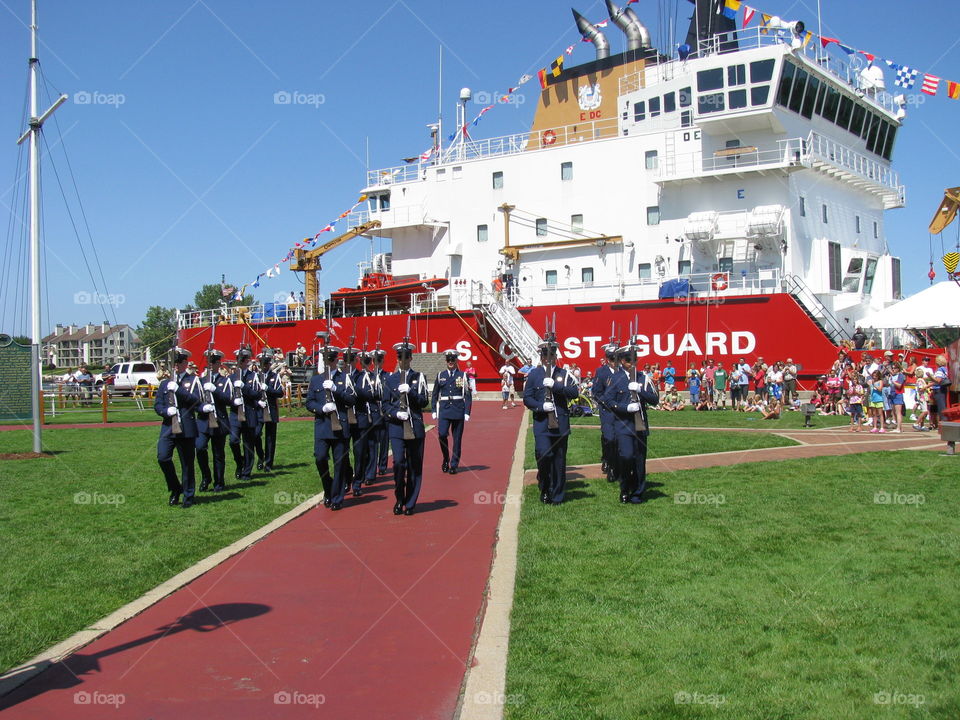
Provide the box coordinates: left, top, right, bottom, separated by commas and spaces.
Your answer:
473, 284, 542, 366
783, 274, 847, 343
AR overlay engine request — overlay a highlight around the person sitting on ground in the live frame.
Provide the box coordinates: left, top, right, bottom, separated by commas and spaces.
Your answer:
762, 398, 782, 420
744, 393, 761, 412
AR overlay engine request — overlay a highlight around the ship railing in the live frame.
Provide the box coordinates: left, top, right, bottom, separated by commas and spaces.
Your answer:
176, 302, 312, 330
782, 274, 847, 341
659, 137, 806, 180
804, 131, 904, 204
366, 117, 622, 188
470, 281, 541, 365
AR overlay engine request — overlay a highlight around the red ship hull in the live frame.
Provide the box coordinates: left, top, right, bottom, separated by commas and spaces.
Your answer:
179, 294, 852, 389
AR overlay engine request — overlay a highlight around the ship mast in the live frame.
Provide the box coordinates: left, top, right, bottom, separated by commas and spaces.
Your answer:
16, 0, 66, 453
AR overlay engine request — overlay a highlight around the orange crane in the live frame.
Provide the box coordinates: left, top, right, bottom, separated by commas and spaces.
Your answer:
928, 187, 960, 234
497, 203, 622, 262
290, 220, 382, 316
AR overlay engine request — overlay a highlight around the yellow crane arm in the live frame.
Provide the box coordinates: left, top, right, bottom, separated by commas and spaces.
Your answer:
929, 187, 960, 234
290, 220, 382, 316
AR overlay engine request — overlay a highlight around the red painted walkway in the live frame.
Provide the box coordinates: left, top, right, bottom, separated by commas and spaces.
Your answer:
0, 402, 524, 719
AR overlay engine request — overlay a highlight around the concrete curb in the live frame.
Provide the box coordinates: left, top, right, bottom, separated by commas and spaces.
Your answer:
0, 491, 323, 698
456, 407, 529, 720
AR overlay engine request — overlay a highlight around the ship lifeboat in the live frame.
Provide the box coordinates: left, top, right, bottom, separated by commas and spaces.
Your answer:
330, 273, 448, 308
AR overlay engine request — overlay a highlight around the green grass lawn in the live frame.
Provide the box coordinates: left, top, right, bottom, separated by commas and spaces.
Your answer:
506, 451, 960, 719
0, 425, 320, 673
573, 408, 851, 430
1, 405, 308, 426
524, 426, 798, 470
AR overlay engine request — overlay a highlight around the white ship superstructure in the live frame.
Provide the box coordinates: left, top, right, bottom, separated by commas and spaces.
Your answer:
353, 12, 905, 338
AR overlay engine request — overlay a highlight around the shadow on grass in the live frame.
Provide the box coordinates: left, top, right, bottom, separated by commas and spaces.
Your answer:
0, 603, 271, 710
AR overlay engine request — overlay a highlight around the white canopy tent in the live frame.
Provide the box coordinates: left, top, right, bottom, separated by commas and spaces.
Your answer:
858, 282, 960, 330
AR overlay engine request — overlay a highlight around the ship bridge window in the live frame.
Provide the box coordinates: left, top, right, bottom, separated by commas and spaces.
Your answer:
727, 64, 746, 87
863, 257, 878, 295
729, 89, 748, 110
649, 96, 662, 118
777, 61, 795, 106
699, 92, 725, 114
664, 92, 676, 113
836, 95, 854, 131
751, 85, 770, 106
821, 86, 841, 124
850, 103, 866, 137
801, 76, 820, 119
750, 59, 775, 83
788, 67, 808, 114
633, 100, 646, 122
718, 257, 733, 273
828, 241, 842, 291
679, 87, 692, 107
698, 68, 724, 92
842, 257, 863, 292
891, 257, 901, 298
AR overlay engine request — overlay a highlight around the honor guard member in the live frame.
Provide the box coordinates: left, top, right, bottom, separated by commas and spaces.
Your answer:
197, 349, 230, 492
431, 349, 473, 474
605, 339, 659, 504
305, 343, 355, 510
227, 347, 261, 482
384, 340, 429, 515
344, 345, 374, 497
372, 347, 390, 476
523, 334, 580, 504
254, 349, 284, 472
360, 350, 384, 485
592, 341, 620, 483
155, 347, 203, 508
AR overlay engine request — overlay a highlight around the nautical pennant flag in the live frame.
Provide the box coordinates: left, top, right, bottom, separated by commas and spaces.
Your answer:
420, 146, 434, 161
742, 5, 755, 27
948, 81, 960, 99
550, 56, 564, 77
895, 65, 919, 89
759, 13, 772, 34
722, 0, 741, 20
860, 51, 876, 63
838, 44, 855, 55
802, 32, 814, 48
538, 68, 549, 89
820, 36, 839, 48
944, 252, 960, 274
922, 74, 941, 96
565, 44, 576, 55
517, 74, 533, 85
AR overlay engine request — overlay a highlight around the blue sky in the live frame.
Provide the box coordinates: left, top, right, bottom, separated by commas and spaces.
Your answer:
1, 0, 958, 335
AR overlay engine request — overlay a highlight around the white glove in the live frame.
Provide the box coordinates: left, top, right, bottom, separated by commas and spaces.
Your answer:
464, 414, 470, 422
322, 402, 337, 414
398, 383, 410, 394
322, 379, 334, 390
627, 402, 640, 413
233, 380, 243, 388
166, 406, 178, 417
542, 377, 554, 388
166, 382, 179, 393
396, 411, 410, 421
202, 403, 215, 413
257, 399, 267, 408
233, 397, 243, 406
203, 382, 217, 392
542, 401, 555, 412
628, 381, 640, 392
431, 413, 437, 421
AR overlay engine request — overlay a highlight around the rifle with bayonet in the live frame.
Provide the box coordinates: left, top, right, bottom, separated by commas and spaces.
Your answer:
346, 320, 358, 426
258, 348, 274, 423
628, 316, 647, 433
544, 314, 559, 430
168, 349, 183, 435
203, 342, 219, 430
398, 316, 416, 440
232, 344, 248, 424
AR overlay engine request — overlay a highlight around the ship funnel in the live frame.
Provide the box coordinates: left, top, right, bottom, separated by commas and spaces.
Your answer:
605, 0, 650, 51
572, 8, 610, 60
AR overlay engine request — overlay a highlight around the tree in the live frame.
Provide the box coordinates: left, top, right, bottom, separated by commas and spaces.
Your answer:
12, 335, 31, 346
136, 306, 178, 360
186, 281, 256, 311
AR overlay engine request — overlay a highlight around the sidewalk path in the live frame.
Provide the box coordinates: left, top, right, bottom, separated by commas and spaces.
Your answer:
0, 403, 525, 719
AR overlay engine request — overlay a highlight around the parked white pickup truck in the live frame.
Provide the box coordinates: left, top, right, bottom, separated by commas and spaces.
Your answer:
105, 361, 159, 395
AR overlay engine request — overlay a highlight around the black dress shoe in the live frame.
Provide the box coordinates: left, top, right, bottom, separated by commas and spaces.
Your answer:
168, 493, 181, 506
257, 461, 264, 471
403, 507, 414, 516
331, 502, 342, 511
393, 503, 404, 515
441, 460, 449, 473
620, 494, 629, 504
213, 484, 225, 492
540, 492, 550, 504
234, 470, 241, 480
182, 498, 194, 509
449, 467, 458, 475
352, 487, 363, 497
323, 498, 332, 508
199, 481, 210, 492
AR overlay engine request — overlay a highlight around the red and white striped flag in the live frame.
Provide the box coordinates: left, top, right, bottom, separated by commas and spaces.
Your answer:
922, 73, 941, 96
565, 44, 575, 55
742, 5, 755, 27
